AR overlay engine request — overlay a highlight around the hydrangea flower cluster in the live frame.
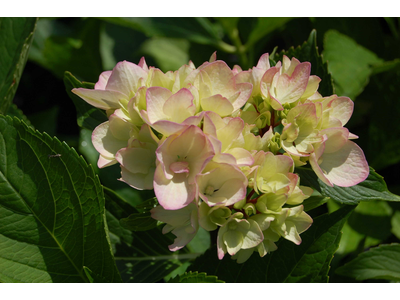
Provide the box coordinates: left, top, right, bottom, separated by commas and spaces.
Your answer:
73, 52, 369, 263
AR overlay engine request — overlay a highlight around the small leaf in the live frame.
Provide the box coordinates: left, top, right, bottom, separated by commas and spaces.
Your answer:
296, 167, 400, 205
0, 17, 37, 114
188, 205, 354, 282
168, 271, 224, 283
0, 115, 121, 283
64, 71, 108, 131
336, 244, 400, 281
323, 30, 383, 100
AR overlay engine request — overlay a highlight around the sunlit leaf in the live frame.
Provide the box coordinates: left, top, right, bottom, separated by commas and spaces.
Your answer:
0, 115, 121, 283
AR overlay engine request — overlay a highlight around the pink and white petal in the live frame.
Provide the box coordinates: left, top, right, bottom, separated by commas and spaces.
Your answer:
309, 143, 334, 187
223, 230, 243, 256
154, 165, 196, 210
260, 67, 280, 99
212, 152, 237, 165
116, 147, 155, 174
137, 57, 149, 72
241, 220, 264, 249
282, 140, 310, 157
320, 140, 369, 187
72, 88, 126, 110
106, 61, 147, 97
98, 155, 117, 168
201, 94, 234, 117
95, 70, 112, 90
276, 62, 311, 104
256, 53, 270, 71
163, 88, 196, 123
218, 118, 244, 151
209, 51, 217, 62
302, 75, 321, 99
231, 82, 253, 111
120, 165, 154, 190
213, 178, 247, 206
328, 96, 354, 127
320, 127, 349, 153
150, 120, 189, 137
108, 113, 133, 140
267, 94, 284, 111
146, 87, 171, 123
199, 61, 234, 95
225, 148, 254, 167
92, 121, 128, 159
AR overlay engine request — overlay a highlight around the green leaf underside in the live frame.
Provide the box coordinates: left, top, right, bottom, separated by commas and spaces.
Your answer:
64, 71, 108, 131
296, 167, 400, 205
188, 205, 354, 283
0, 116, 121, 283
0, 17, 37, 114
168, 271, 224, 283
104, 187, 197, 283
336, 244, 400, 281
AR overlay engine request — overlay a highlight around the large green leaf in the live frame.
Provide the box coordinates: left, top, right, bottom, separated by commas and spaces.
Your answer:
296, 167, 400, 205
271, 29, 334, 97
168, 271, 224, 283
0, 115, 121, 283
322, 30, 383, 100
0, 17, 37, 114
103, 187, 199, 283
188, 205, 354, 282
336, 244, 400, 281
64, 71, 107, 131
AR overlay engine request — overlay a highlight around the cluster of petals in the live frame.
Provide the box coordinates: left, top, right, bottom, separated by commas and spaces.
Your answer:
72, 52, 369, 263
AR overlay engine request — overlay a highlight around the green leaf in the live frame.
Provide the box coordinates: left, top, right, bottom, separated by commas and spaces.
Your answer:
140, 37, 190, 72
104, 186, 199, 283
245, 18, 292, 50
336, 244, 400, 281
296, 167, 400, 205
83, 266, 111, 283
302, 195, 330, 212
330, 200, 393, 257
0, 17, 37, 114
188, 205, 354, 283
391, 211, 400, 240
271, 29, 334, 97
0, 115, 121, 283
64, 71, 107, 131
322, 30, 383, 100
6, 103, 33, 128
168, 271, 224, 283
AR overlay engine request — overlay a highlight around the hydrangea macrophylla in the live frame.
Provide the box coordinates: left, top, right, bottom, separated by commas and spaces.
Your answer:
72, 52, 369, 263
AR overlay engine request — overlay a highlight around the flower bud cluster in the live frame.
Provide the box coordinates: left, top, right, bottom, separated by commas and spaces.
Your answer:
73, 52, 369, 263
